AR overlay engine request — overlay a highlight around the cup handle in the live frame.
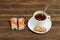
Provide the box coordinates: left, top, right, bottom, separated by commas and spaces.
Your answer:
47, 15, 50, 20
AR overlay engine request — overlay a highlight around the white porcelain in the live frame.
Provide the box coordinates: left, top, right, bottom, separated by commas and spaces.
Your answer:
28, 11, 52, 34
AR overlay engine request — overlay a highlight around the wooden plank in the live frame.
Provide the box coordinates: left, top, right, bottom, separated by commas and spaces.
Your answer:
0, 0, 60, 5
0, 22, 59, 40
0, 4, 60, 9
0, 4, 45, 9
0, 4, 60, 10
0, 9, 60, 14
0, 0, 47, 4
47, 0, 60, 5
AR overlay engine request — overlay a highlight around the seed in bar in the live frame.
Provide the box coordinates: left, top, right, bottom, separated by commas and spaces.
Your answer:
10, 18, 17, 30
18, 18, 26, 30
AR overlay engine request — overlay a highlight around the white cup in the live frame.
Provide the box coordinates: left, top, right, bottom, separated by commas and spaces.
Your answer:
32, 11, 51, 33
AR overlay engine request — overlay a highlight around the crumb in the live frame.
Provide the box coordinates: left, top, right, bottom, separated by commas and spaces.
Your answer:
34, 26, 46, 32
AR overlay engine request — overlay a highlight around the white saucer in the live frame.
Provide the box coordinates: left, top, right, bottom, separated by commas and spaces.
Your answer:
28, 17, 52, 34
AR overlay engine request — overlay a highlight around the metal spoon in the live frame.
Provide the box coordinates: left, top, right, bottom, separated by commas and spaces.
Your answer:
42, 4, 50, 16
44, 4, 50, 12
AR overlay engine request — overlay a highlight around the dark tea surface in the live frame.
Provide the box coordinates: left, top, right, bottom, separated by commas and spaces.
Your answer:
35, 14, 46, 21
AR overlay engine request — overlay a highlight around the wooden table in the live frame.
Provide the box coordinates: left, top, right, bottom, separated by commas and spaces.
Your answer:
0, 0, 60, 40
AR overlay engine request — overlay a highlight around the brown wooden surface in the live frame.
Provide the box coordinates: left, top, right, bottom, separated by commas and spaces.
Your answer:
0, 0, 60, 40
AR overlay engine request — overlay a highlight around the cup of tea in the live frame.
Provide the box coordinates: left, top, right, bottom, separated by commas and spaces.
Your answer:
32, 11, 51, 33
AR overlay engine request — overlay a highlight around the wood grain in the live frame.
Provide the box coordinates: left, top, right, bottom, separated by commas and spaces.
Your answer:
0, 0, 60, 40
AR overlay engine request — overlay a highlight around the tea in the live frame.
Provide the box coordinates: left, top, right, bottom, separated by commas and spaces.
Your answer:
35, 14, 46, 21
